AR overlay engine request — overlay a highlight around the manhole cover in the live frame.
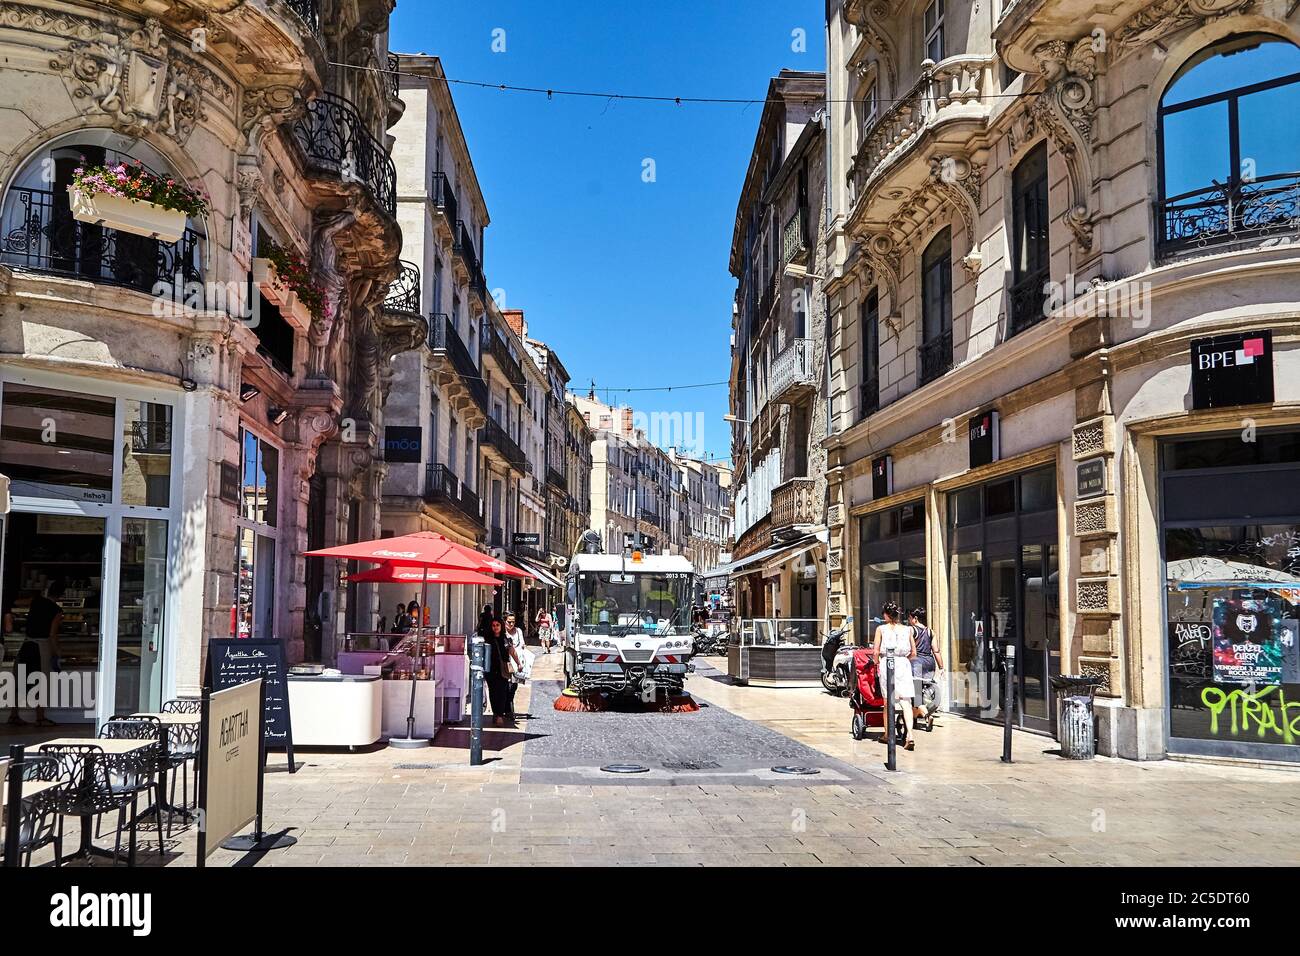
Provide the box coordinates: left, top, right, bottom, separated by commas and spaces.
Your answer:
662, 761, 721, 771
771, 765, 821, 775
601, 763, 651, 774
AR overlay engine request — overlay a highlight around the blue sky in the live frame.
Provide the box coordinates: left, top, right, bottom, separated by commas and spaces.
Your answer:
390, 0, 825, 464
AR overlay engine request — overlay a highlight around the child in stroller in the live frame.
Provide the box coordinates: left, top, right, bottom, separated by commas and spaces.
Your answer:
848, 646, 910, 744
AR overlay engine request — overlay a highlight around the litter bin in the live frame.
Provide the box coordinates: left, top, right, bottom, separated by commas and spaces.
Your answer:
1050, 675, 1104, 759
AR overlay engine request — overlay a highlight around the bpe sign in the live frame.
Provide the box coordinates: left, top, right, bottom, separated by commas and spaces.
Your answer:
1191, 330, 1274, 410
383, 426, 422, 463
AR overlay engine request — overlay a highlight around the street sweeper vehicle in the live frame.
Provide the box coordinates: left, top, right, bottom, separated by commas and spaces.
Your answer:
562, 541, 696, 704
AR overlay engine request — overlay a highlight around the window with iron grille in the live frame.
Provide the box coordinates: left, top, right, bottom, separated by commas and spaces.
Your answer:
1009, 143, 1050, 337
919, 228, 953, 386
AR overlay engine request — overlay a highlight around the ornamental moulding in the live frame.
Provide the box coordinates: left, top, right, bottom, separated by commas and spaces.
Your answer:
1031, 38, 1099, 252
1111, 0, 1257, 62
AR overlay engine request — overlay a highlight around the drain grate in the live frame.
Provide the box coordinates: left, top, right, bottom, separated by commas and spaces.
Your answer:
771, 765, 821, 776
662, 761, 722, 771
600, 763, 651, 774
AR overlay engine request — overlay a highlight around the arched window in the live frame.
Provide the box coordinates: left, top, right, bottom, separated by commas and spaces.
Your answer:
0, 132, 203, 294
1157, 34, 1300, 256
919, 227, 952, 386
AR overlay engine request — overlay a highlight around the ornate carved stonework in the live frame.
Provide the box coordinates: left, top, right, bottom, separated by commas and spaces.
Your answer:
847, 1, 899, 97
928, 154, 984, 276
1112, 0, 1256, 61
862, 232, 904, 329
1031, 38, 1098, 252
240, 83, 304, 149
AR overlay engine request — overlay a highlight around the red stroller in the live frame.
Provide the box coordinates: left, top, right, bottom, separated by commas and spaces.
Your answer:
849, 647, 910, 741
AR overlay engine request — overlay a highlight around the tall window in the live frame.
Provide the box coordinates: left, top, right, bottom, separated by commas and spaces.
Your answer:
235, 427, 279, 639
861, 289, 880, 418
923, 0, 945, 63
919, 228, 953, 386
1157, 35, 1300, 257
859, 81, 878, 138
1009, 143, 1050, 336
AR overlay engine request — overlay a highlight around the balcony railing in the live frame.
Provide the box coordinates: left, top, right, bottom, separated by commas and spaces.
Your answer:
283, 0, 321, 34
1008, 267, 1050, 337
0, 186, 204, 296
849, 55, 995, 202
918, 327, 954, 387
291, 91, 397, 217
1156, 173, 1300, 258
424, 463, 484, 527
771, 477, 820, 529
428, 313, 489, 411
490, 525, 505, 549
130, 420, 172, 454
480, 417, 527, 472
385, 52, 400, 98
383, 259, 421, 315
782, 205, 808, 264
769, 337, 816, 405
757, 270, 777, 327
430, 171, 458, 226
860, 374, 880, 421
482, 327, 526, 394
513, 542, 546, 562
546, 466, 567, 491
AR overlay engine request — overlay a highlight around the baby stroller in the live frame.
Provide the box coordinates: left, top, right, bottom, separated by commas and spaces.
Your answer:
914, 670, 938, 732
849, 647, 909, 742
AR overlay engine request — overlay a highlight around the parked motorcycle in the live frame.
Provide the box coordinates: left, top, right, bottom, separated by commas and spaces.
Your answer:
820, 617, 854, 696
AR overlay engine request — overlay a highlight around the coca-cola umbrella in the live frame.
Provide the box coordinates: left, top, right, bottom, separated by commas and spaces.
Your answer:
304, 532, 531, 749
345, 565, 504, 586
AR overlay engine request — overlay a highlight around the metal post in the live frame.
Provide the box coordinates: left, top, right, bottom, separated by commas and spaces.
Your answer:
884, 650, 897, 772
4, 744, 25, 867
1001, 643, 1016, 764
469, 636, 485, 766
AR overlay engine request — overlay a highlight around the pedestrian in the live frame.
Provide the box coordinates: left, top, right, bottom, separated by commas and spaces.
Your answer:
872, 601, 917, 751
503, 611, 533, 715
391, 601, 411, 635
535, 605, 554, 652
12, 579, 64, 726
908, 608, 942, 725
479, 613, 519, 727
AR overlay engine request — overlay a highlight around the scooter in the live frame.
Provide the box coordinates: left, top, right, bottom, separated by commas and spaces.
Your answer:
820, 617, 854, 696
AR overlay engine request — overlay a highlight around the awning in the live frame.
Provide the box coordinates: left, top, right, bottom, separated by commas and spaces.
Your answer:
760, 538, 823, 575
710, 537, 815, 579
517, 558, 563, 589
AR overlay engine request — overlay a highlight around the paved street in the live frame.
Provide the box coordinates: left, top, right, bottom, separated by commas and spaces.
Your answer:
18, 649, 1300, 867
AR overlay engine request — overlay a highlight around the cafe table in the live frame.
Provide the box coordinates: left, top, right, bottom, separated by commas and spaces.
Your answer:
131, 712, 200, 824
29, 737, 156, 864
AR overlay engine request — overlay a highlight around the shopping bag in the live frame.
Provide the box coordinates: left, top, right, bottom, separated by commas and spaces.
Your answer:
935, 668, 949, 710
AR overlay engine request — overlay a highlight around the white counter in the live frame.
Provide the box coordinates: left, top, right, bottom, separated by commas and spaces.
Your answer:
287, 675, 383, 747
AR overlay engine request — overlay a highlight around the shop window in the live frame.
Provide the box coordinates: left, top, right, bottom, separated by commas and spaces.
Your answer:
1157, 35, 1300, 257
1019, 467, 1055, 512
950, 486, 981, 527
919, 228, 953, 386
121, 400, 172, 507
0, 383, 115, 501
985, 478, 1016, 516
1161, 429, 1300, 470
899, 501, 925, 534
1009, 143, 1050, 336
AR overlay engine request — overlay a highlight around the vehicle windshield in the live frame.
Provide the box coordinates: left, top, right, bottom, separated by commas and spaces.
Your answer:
575, 571, 693, 635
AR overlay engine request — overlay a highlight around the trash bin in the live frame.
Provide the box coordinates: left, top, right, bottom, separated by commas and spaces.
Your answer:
1050, 675, 1103, 759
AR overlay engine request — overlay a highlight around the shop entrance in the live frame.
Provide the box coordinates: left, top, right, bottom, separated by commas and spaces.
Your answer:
947, 466, 1060, 733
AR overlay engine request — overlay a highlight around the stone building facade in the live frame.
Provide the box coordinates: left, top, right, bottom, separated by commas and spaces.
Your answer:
0, 0, 416, 719
824, 0, 1300, 761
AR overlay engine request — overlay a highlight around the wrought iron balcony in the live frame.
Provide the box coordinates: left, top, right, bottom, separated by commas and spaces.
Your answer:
489, 525, 505, 549
1008, 267, 1050, 337
1156, 173, 1300, 259
430, 171, 458, 228
385, 52, 400, 98
769, 337, 816, 405
783, 205, 809, 265
480, 417, 527, 472
757, 270, 777, 327
918, 327, 954, 387
423, 463, 484, 529
771, 476, 819, 530
383, 259, 421, 316
481, 326, 526, 396
546, 465, 567, 491
282, 0, 321, 35
0, 186, 204, 297
428, 313, 489, 414
513, 541, 546, 562
130, 420, 172, 454
291, 91, 397, 217
860, 374, 880, 421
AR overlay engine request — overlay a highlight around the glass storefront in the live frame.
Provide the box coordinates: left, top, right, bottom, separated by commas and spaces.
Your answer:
946, 466, 1060, 732
858, 500, 926, 631
234, 427, 280, 639
0, 374, 180, 724
1163, 430, 1300, 760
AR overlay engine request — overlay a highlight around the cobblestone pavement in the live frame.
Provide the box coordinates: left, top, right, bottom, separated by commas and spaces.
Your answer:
15, 649, 1300, 866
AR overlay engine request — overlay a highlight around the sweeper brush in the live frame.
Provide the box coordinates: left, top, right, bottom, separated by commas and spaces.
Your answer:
553, 687, 607, 712
552, 687, 699, 713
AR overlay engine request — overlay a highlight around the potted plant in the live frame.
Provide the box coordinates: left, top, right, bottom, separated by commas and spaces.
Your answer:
68, 161, 209, 243
253, 240, 330, 330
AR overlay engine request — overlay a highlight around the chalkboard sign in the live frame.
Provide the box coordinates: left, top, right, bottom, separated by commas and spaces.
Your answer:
207, 639, 295, 772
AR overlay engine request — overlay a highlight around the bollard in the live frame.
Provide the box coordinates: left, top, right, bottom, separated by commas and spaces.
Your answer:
3, 744, 25, 867
469, 636, 485, 767
884, 650, 897, 772
1001, 644, 1016, 764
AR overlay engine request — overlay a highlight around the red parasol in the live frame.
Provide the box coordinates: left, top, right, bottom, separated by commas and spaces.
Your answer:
304, 531, 533, 578
346, 565, 504, 586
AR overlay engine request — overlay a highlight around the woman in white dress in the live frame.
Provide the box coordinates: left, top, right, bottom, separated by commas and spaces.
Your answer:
872, 601, 918, 751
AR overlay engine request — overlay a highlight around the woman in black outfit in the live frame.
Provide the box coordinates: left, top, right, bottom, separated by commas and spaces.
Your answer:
479, 614, 520, 727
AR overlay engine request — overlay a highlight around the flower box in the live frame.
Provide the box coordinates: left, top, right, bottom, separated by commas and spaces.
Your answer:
251, 256, 292, 307
68, 189, 187, 243
281, 291, 314, 331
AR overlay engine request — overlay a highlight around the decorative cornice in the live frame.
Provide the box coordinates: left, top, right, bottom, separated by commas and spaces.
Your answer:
1031, 38, 1099, 252
929, 155, 984, 277
1112, 0, 1256, 61
240, 83, 304, 150
862, 233, 903, 331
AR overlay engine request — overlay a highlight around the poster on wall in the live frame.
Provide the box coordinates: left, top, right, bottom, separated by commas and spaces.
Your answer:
1211, 590, 1285, 686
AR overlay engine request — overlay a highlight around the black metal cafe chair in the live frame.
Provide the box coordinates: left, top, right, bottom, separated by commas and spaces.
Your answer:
161, 699, 201, 810
161, 698, 202, 715
40, 743, 137, 866
1, 754, 68, 867
95, 718, 164, 860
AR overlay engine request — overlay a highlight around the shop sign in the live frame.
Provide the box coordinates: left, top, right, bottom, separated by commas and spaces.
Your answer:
1076, 457, 1107, 499
871, 455, 893, 500
513, 532, 541, 548
207, 639, 295, 772
219, 461, 240, 504
969, 411, 1000, 469
383, 426, 422, 463
1191, 330, 1274, 410
198, 677, 262, 859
